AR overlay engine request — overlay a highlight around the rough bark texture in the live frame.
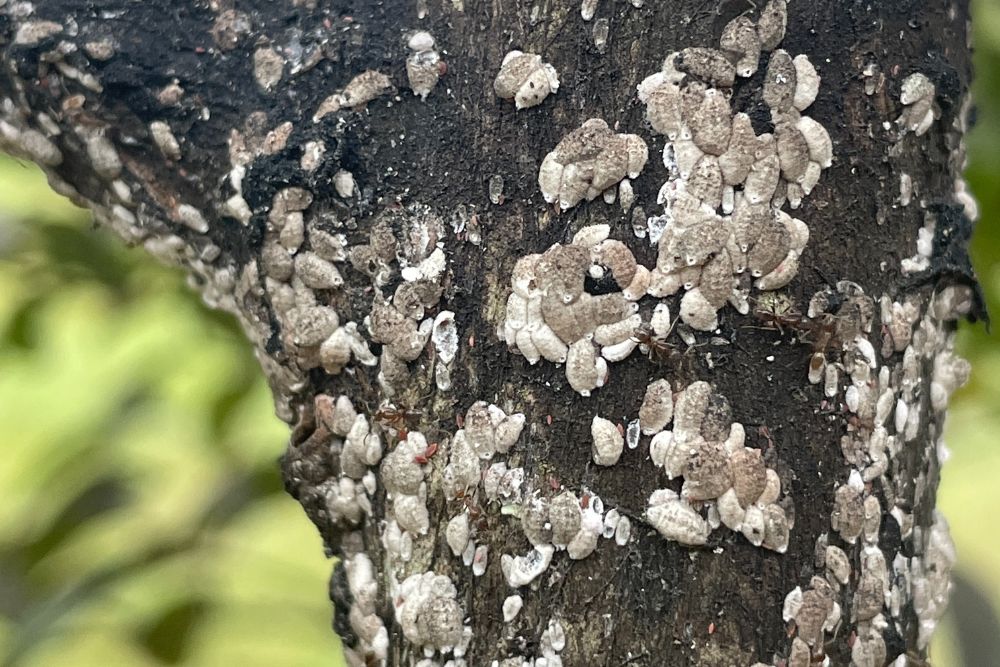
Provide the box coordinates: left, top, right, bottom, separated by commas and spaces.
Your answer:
0, 1, 983, 666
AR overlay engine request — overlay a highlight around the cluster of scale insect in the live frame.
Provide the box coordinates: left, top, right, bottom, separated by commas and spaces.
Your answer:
767, 281, 973, 666
537, 118, 649, 212
280, 393, 390, 666
500, 224, 648, 395
499, 0, 821, 395
489, 618, 567, 667
753, 80, 972, 660
634, 0, 831, 332
641, 380, 793, 551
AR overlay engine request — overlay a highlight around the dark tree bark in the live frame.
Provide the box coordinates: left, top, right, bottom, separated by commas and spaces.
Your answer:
0, 1, 983, 665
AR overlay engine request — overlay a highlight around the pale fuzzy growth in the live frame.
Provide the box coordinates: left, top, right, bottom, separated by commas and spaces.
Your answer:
313, 71, 392, 121
542, 618, 568, 655
14, 20, 63, 46
539, 119, 647, 210
775, 115, 811, 183
300, 139, 326, 171
647, 489, 709, 546
396, 572, 466, 651
597, 336, 635, 364
791, 577, 837, 647
720, 15, 760, 78
761, 503, 790, 552
591, 415, 624, 466
689, 89, 732, 156
446, 512, 471, 557
651, 303, 672, 336
464, 401, 496, 458
763, 50, 796, 112
149, 120, 181, 160
825, 545, 851, 585
580, 0, 599, 21
502, 595, 523, 623
432, 311, 459, 390
792, 55, 820, 111
662, 438, 702, 487
740, 507, 766, 547
567, 503, 604, 559
679, 287, 718, 331
615, 515, 632, 545
321, 477, 368, 526
639, 379, 674, 435
501, 544, 555, 587
673, 48, 736, 88
0, 122, 63, 166
334, 170, 356, 198
319, 322, 377, 374
619, 178, 635, 211
175, 203, 209, 233
443, 431, 481, 496
830, 479, 865, 544
79, 128, 122, 181
912, 510, 957, 648
757, 0, 788, 51
898, 72, 938, 136
407, 49, 441, 99
758, 468, 781, 505
295, 252, 344, 289
782, 586, 803, 622
341, 554, 388, 662
394, 491, 430, 534
681, 439, 732, 501
494, 51, 560, 109
637, 73, 684, 139
407, 31, 436, 52
565, 337, 607, 396
472, 544, 489, 576
797, 116, 833, 168
253, 46, 284, 91
583, 14, 603, 51
717, 488, 745, 531
672, 381, 712, 443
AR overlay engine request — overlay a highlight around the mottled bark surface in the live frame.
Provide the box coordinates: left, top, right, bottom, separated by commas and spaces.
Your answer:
0, 1, 982, 665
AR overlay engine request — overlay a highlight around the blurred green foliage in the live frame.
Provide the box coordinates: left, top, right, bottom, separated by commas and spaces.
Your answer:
0, 166, 341, 663
1, 3, 999, 665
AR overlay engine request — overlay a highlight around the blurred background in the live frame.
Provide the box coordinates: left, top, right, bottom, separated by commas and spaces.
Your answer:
2, 5, 1000, 667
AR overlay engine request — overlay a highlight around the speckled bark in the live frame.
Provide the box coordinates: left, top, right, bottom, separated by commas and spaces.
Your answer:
0, 1, 982, 666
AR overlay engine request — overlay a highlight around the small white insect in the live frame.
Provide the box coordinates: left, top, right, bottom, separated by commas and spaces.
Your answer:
591, 415, 624, 466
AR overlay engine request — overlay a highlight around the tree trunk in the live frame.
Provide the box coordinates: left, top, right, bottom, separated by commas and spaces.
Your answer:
0, 1, 983, 665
